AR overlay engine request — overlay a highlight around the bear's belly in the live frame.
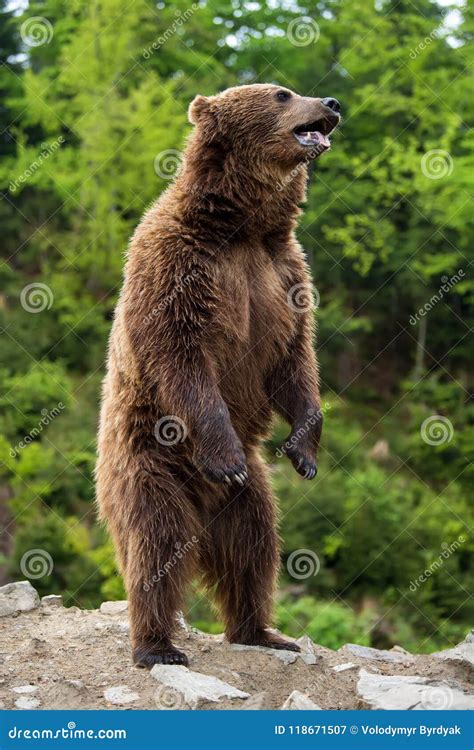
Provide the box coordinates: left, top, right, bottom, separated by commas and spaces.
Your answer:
211, 247, 297, 438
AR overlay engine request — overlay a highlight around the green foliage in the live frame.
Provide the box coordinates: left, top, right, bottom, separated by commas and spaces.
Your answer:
277, 597, 372, 651
0, 0, 472, 651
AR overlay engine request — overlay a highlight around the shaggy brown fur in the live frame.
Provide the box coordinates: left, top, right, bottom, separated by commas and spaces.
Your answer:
96, 84, 340, 668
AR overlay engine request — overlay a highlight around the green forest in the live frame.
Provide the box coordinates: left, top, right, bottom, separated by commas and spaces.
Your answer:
0, 0, 472, 654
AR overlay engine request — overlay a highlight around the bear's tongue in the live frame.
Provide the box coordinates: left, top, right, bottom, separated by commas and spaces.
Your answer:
295, 130, 331, 149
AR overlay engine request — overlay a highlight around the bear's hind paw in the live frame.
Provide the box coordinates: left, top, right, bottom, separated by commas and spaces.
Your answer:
133, 642, 189, 669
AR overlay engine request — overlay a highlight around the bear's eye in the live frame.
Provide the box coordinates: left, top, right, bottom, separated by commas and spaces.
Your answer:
275, 90, 292, 102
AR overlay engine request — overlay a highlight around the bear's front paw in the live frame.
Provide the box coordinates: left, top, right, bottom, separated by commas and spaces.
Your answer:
285, 443, 318, 480
194, 448, 248, 486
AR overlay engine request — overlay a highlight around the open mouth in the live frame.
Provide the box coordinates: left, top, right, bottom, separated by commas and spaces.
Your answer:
293, 118, 337, 150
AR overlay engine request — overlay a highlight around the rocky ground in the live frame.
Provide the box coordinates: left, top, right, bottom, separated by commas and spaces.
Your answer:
0, 581, 472, 711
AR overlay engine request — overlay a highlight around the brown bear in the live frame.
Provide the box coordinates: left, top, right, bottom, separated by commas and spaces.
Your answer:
96, 83, 340, 668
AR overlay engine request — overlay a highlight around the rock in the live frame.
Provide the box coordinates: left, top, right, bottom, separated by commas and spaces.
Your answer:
242, 692, 267, 710
12, 685, 38, 694
94, 620, 129, 635
281, 690, 322, 710
0, 581, 40, 617
333, 662, 357, 673
296, 635, 320, 665
15, 696, 41, 709
100, 600, 128, 615
357, 669, 474, 710
368, 439, 390, 462
229, 643, 298, 664
176, 612, 189, 632
65, 679, 85, 691
434, 632, 474, 668
42, 594, 63, 607
151, 664, 249, 707
104, 686, 139, 705
344, 643, 414, 664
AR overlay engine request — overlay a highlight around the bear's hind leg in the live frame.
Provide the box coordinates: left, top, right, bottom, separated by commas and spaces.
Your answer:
201, 452, 299, 652
123, 463, 201, 669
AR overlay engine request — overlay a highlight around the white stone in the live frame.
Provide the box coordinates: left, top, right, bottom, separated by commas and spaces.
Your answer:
434, 633, 474, 667
41, 594, 62, 607
344, 643, 414, 664
229, 643, 298, 664
0, 581, 40, 617
100, 600, 128, 615
15, 696, 41, 709
296, 635, 320, 665
357, 669, 474, 710
104, 686, 139, 705
281, 690, 322, 710
333, 662, 357, 673
151, 664, 249, 707
12, 685, 38, 694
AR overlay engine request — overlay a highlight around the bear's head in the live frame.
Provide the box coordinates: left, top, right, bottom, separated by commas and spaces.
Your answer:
188, 83, 341, 170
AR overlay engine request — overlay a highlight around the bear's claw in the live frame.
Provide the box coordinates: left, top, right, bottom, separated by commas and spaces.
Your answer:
133, 644, 189, 669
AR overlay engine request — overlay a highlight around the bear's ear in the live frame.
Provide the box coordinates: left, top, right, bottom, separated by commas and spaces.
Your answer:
188, 95, 211, 125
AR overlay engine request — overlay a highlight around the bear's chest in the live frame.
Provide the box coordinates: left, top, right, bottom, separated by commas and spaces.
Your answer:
213, 246, 296, 370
